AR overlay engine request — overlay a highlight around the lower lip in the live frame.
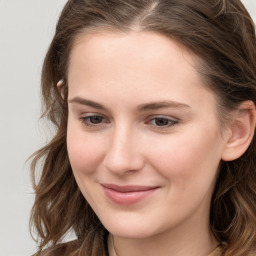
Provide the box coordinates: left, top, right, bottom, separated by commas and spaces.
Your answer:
103, 187, 158, 205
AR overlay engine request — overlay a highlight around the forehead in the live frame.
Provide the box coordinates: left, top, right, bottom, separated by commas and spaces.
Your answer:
67, 30, 216, 112
69, 30, 198, 72
68, 30, 200, 83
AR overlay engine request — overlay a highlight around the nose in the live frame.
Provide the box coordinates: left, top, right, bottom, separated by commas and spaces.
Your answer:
103, 125, 145, 176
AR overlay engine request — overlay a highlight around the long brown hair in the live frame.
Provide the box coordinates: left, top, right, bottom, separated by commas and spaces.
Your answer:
30, 0, 256, 255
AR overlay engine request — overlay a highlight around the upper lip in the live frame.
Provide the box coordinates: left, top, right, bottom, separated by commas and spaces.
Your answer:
102, 184, 160, 193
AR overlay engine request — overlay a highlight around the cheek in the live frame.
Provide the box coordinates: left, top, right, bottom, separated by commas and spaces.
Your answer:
66, 122, 105, 176
147, 124, 223, 191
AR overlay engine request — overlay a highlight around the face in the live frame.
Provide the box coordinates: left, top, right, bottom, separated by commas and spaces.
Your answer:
67, 31, 228, 239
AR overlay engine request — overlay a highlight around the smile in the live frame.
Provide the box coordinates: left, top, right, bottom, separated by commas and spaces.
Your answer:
101, 184, 160, 205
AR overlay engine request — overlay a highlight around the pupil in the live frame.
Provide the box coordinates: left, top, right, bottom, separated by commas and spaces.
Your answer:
90, 116, 102, 124
155, 118, 168, 126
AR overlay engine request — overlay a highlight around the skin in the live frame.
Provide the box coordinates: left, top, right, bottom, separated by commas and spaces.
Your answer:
66, 31, 232, 256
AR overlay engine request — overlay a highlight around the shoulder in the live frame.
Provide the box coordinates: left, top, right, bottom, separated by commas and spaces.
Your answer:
32, 240, 79, 256
32, 229, 108, 256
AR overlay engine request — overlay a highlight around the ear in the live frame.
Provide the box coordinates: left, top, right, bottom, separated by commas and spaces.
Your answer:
57, 79, 65, 99
222, 101, 256, 161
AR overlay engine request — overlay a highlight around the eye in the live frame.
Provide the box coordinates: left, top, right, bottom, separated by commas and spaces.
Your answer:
147, 116, 179, 128
88, 115, 104, 124
79, 115, 108, 127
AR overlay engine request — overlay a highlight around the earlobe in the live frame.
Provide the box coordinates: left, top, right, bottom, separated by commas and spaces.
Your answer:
221, 101, 256, 161
57, 79, 65, 99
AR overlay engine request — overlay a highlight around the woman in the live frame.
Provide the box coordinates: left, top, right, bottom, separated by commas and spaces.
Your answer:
30, 0, 256, 255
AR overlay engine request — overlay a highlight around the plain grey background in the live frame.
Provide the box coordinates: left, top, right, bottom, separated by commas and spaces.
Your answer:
0, 1, 255, 255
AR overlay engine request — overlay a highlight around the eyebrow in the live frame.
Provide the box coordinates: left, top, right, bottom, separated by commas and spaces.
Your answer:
137, 101, 191, 111
69, 97, 105, 109
68, 97, 191, 111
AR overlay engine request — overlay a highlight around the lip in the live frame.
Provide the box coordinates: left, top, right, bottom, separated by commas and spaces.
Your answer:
101, 184, 160, 205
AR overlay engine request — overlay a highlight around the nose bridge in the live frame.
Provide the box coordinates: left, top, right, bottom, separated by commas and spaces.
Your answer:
103, 122, 144, 174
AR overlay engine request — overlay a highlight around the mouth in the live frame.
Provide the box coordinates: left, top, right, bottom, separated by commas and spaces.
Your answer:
101, 184, 160, 205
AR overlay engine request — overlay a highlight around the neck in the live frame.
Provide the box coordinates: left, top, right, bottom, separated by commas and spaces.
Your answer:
110, 213, 218, 256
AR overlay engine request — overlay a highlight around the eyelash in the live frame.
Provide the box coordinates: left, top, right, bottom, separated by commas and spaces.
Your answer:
79, 115, 179, 130
79, 115, 109, 127
146, 116, 179, 129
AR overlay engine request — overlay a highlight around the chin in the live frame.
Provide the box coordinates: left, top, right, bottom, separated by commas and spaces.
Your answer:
108, 227, 155, 239
99, 214, 160, 239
